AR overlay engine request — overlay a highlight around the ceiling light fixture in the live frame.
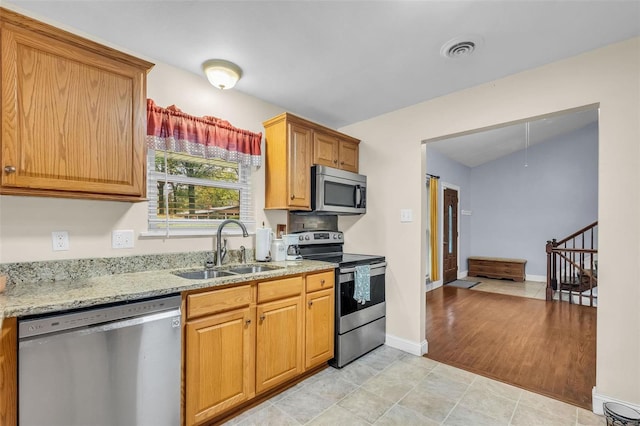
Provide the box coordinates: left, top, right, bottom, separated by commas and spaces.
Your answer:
202, 59, 242, 90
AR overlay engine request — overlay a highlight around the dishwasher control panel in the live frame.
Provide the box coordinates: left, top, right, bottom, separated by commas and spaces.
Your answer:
19, 295, 181, 339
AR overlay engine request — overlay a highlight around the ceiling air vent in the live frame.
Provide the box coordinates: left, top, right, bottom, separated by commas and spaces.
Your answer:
440, 35, 484, 59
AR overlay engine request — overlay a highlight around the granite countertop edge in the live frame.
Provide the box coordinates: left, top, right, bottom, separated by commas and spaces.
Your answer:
0, 260, 338, 319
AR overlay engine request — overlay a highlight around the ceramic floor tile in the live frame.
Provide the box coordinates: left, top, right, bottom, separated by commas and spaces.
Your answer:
381, 359, 431, 383
431, 362, 478, 385
306, 404, 371, 426
273, 388, 335, 424
361, 367, 418, 402
415, 369, 471, 401
338, 388, 396, 423
397, 386, 458, 423
302, 375, 358, 403
334, 360, 379, 386
518, 389, 578, 421
443, 404, 510, 426
577, 407, 605, 425
235, 404, 300, 426
469, 375, 524, 401
511, 403, 577, 426
357, 345, 405, 371
457, 386, 518, 423
222, 401, 273, 425
397, 353, 439, 371
373, 404, 440, 426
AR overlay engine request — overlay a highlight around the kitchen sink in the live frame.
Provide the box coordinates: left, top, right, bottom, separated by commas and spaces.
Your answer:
173, 264, 283, 279
173, 269, 236, 280
227, 265, 282, 274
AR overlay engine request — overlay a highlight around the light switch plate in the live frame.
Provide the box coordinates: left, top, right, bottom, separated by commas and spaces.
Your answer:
400, 209, 413, 223
112, 230, 135, 249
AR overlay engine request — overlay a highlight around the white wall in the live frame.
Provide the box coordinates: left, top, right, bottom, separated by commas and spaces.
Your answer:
0, 30, 287, 263
340, 37, 640, 407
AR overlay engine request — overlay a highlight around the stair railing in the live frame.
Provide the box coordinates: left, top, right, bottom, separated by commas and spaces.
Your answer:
546, 221, 598, 306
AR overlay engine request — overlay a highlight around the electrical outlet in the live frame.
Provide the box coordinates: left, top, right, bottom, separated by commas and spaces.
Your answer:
52, 231, 69, 251
400, 209, 413, 223
112, 230, 135, 249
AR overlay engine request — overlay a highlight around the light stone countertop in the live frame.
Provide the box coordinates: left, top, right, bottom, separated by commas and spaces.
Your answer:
0, 260, 337, 321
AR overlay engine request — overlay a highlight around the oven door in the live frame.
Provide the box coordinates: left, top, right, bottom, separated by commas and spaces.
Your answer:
337, 262, 386, 334
312, 165, 366, 215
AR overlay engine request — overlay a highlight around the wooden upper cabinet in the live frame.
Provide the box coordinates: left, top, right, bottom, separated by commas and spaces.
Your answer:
263, 113, 313, 210
0, 9, 154, 201
263, 112, 360, 210
313, 131, 359, 173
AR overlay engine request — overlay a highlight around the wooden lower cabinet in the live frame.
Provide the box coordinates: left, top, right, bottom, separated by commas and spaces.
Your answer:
0, 318, 17, 426
305, 288, 334, 369
183, 270, 334, 425
184, 307, 254, 426
255, 295, 303, 394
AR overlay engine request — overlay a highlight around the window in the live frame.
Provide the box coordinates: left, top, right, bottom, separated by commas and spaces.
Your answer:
147, 150, 253, 234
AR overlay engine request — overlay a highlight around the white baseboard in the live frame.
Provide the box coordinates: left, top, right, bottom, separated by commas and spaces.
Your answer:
386, 334, 427, 356
526, 274, 546, 282
425, 279, 443, 292
592, 387, 640, 415
457, 270, 468, 279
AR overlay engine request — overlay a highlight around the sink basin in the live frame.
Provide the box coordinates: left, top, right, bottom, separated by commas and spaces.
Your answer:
173, 269, 236, 280
227, 265, 282, 274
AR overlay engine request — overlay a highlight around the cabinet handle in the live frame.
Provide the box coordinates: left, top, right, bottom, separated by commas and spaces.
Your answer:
308, 300, 313, 307
245, 319, 251, 325
4, 166, 16, 174
259, 314, 266, 321
290, 194, 295, 200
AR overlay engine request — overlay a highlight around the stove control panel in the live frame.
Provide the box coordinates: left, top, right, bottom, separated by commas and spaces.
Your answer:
295, 231, 343, 245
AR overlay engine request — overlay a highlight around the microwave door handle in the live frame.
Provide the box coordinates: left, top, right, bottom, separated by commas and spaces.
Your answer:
354, 185, 361, 207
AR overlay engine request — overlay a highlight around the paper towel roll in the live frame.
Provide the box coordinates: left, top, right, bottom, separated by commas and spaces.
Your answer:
255, 228, 272, 261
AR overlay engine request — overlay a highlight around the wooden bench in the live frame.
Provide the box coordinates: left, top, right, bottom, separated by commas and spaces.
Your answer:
468, 256, 527, 282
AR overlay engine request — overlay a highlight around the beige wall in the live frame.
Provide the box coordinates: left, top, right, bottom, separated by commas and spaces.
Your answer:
340, 37, 640, 405
0, 41, 286, 263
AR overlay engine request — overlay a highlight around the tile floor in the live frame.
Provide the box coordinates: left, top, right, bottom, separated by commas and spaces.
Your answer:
223, 345, 604, 425
466, 277, 547, 300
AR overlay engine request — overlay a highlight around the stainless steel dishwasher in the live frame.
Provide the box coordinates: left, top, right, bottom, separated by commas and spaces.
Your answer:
18, 294, 181, 426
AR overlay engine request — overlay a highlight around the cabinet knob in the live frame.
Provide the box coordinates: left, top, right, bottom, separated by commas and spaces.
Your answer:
320, 279, 325, 285
4, 165, 16, 174
340, 161, 345, 165
308, 300, 313, 307
259, 314, 266, 321
245, 319, 251, 325
333, 160, 338, 164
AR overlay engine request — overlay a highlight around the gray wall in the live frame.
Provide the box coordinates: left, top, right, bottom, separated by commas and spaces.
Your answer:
469, 122, 598, 276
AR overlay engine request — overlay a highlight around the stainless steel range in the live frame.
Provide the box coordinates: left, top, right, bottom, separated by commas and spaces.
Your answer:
296, 230, 386, 368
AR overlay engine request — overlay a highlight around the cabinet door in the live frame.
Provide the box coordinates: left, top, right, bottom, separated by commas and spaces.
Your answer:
338, 139, 359, 173
313, 132, 339, 168
1, 22, 148, 200
287, 123, 312, 209
185, 307, 254, 426
255, 296, 303, 394
305, 288, 335, 369
0, 318, 17, 426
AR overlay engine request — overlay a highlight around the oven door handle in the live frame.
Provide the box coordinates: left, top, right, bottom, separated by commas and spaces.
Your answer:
339, 261, 386, 274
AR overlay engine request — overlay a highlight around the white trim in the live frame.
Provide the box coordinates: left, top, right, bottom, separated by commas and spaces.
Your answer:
592, 387, 640, 415
458, 270, 468, 279
526, 274, 546, 282
425, 278, 443, 293
385, 334, 428, 356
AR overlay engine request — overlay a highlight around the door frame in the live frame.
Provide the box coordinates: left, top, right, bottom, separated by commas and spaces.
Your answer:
440, 182, 461, 285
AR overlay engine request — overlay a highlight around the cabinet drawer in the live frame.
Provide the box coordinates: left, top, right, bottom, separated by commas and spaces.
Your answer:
306, 271, 334, 293
187, 285, 252, 319
257, 276, 303, 303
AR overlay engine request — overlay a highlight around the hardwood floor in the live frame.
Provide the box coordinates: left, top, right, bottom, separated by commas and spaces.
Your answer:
425, 286, 597, 410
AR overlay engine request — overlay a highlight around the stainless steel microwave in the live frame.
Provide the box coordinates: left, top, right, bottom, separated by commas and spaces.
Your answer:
311, 165, 366, 215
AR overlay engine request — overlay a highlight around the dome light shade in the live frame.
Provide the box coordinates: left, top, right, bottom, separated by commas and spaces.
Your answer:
202, 59, 242, 90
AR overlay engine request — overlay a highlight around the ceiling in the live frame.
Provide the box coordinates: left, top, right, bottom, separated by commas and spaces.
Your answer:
4, 1, 639, 131
427, 107, 599, 167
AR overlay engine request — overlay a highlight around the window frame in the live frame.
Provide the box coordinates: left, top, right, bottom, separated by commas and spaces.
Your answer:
144, 149, 254, 236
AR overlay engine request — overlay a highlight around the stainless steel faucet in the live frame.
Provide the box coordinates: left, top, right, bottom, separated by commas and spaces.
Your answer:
216, 219, 249, 266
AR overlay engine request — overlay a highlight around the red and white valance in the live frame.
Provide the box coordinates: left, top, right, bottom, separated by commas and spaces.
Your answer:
146, 99, 262, 167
